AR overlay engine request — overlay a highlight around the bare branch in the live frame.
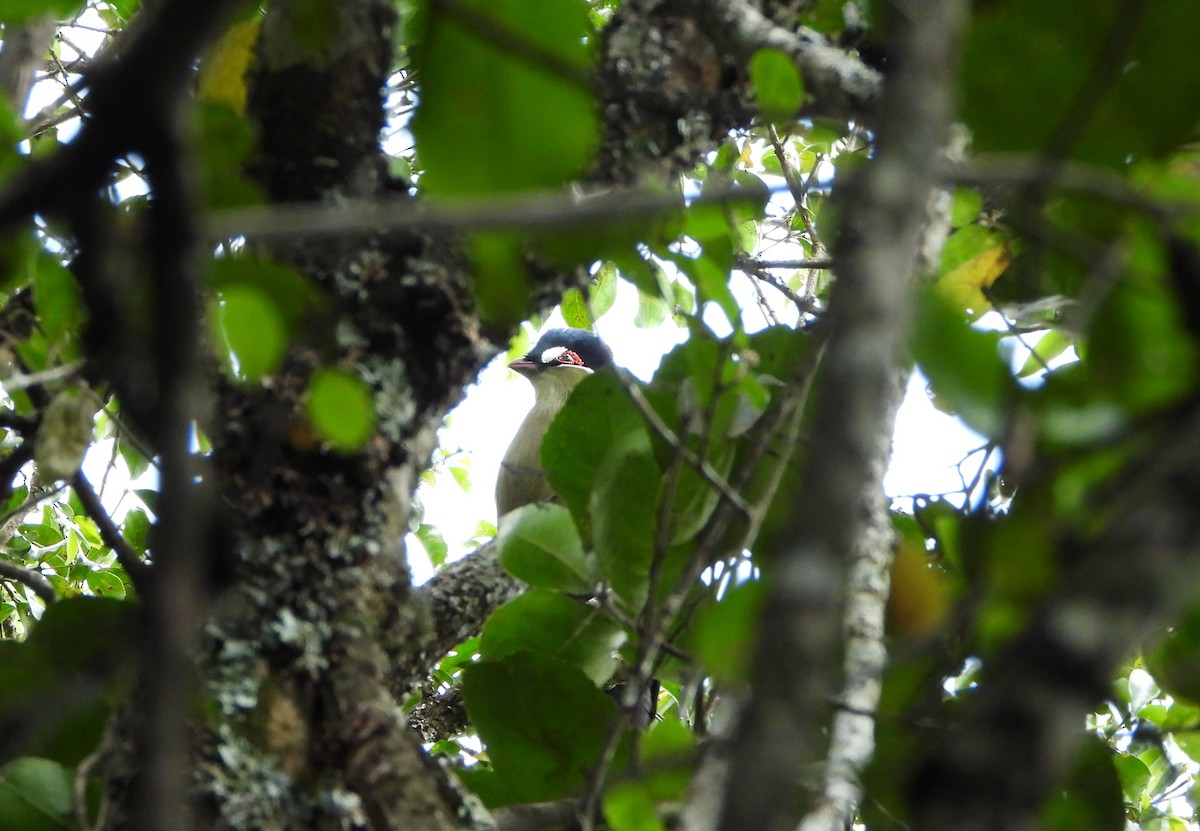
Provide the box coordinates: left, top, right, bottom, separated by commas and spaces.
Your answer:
695, 0, 881, 121
203, 180, 785, 241
71, 470, 148, 588
0, 556, 57, 605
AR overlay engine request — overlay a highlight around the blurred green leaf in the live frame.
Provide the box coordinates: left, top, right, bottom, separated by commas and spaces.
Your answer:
1146, 605, 1200, 706
207, 257, 325, 338
0, 598, 133, 766
1040, 737, 1123, 831
413, 0, 597, 196
936, 225, 1010, 318
1017, 329, 1073, 378
31, 251, 82, 352
962, 0, 1200, 165
211, 286, 288, 382
949, 187, 984, 228
913, 287, 1017, 440
195, 103, 264, 207
415, 524, 448, 567
0, 0, 83, 24
306, 368, 376, 452
604, 781, 668, 831
691, 580, 762, 683
748, 48, 805, 122
0, 757, 73, 831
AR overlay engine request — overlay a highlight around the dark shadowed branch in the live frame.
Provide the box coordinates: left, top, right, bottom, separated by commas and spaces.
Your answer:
716, 0, 968, 829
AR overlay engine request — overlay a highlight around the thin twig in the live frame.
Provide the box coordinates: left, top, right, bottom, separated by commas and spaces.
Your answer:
611, 367, 752, 517
1, 360, 86, 392
71, 470, 148, 586
743, 257, 834, 270
0, 557, 57, 604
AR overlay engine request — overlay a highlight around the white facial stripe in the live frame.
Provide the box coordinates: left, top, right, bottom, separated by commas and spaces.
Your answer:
540, 346, 570, 364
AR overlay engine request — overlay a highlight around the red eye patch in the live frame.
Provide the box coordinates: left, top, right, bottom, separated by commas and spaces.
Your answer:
555, 349, 585, 366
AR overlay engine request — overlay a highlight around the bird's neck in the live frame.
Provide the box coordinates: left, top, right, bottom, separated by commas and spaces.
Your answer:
532, 366, 591, 412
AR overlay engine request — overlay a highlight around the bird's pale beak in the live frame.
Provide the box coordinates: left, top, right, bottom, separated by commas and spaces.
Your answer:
507, 357, 538, 378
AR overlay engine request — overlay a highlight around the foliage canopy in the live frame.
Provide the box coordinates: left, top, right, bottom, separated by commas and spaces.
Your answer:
0, 0, 1200, 830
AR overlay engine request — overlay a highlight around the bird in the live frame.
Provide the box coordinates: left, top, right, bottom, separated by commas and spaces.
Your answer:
495, 328, 612, 518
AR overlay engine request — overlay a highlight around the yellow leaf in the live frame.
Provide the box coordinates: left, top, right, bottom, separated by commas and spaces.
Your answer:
937, 243, 1011, 316
198, 19, 261, 114
889, 538, 952, 638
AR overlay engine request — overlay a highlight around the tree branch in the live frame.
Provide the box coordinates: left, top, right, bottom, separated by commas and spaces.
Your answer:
71, 470, 148, 588
695, 0, 882, 121
0, 557, 57, 605
716, 0, 968, 829
203, 179, 788, 241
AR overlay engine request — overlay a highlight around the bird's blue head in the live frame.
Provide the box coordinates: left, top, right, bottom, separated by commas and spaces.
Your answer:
509, 328, 613, 378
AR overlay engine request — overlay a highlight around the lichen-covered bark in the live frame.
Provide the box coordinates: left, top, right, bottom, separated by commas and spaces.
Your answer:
194, 0, 487, 826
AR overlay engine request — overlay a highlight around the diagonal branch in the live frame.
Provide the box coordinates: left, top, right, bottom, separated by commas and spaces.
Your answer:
71, 471, 148, 588
0, 557, 57, 605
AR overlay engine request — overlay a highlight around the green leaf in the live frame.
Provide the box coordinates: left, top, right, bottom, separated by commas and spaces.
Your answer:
31, 251, 83, 351
413, 0, 598, 196
749, 48, 805, 122
116, 438, 151, 480
121, 509, 150, 555
912, 286, 1017, 440
1113, 752, 1152, 805
85, 570, 126, 600
462, 652, 616, 803
195, 103, 264, 207
962, 0, 1200, 165
0, 757, 73, 831
0, 0, 84, 24
305, 368, 376, 452
496, 504, 594, 593
1146, 605, 1200, 706
591, 427, 661, 608
634, 289, 671, 329
560, 288, 591, 329
1017, 329, 1072, 378
416, 523, 448, 567
542, 371, 645, 531
604, 781, 668, 831
1086, 260, 1197, 414
20, 522, 64, 548
1040, 737, 1124, 831
690, 580, 762, 683
206, 257, 325, 338
480, 589, 625, 685
949, 187, 984, 228
590, 263, 618, 320
469, 230, 530, 327
935, 225, 1010, 317
211, 285, 287, 382
0, 598, 133, 765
